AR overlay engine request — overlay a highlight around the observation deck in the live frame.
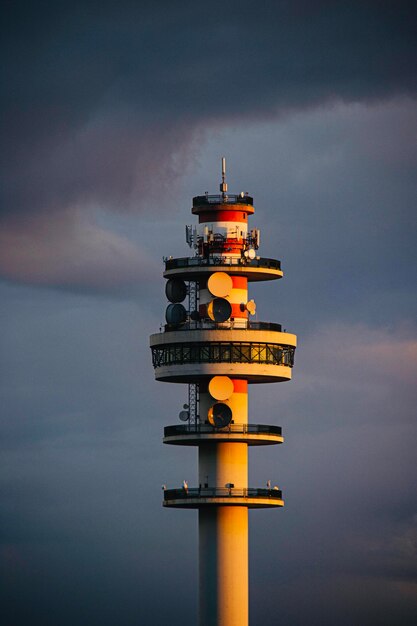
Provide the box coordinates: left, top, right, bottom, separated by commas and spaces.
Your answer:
163, 423, 284, 446
150, 328, 297, 383
192, 193, 255, 216
163, 255, 283, 282
193, 194, 254, 207
163, 487, 284, 509
163, 321, 283, 333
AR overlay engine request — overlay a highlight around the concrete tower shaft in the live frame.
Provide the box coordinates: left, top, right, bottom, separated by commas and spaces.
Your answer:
199, 506, 249, 626
150, 160, 296, 626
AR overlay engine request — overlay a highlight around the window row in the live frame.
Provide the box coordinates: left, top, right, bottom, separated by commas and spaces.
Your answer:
151, 342, 295, 368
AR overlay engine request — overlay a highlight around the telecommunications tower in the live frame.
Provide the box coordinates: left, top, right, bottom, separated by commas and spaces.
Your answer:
150, 159, 297, 626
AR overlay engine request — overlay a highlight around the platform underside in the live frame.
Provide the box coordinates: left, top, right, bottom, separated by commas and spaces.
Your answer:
163, 497, 284, 508
163, 433, 284, 445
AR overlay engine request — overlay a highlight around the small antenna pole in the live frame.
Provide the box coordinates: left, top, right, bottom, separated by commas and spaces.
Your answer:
220, 157, 228, 197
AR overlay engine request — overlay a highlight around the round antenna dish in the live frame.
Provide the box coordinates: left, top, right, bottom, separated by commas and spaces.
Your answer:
208, 403, 233, 428
166, 278, 187, 303
246, 299, 256, 316
209, 376, 234, 401
206, 298, 232, 322
248, 248, 256, 260
207, 272, 233, 297
179, 410, 189, 422
166, 303, 187, 326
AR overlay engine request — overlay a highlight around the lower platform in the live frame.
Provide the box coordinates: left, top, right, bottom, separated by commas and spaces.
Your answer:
163, 487, 284, 509
163, 423, 283, 445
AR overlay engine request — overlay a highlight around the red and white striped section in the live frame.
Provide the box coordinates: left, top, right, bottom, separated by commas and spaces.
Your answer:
197, 209, 250, 256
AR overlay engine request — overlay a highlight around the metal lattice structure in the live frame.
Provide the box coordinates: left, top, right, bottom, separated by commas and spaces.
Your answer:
188, 383, 199, 424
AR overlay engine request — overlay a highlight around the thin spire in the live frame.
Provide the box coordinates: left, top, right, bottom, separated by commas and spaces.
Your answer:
220, 157, 228, 196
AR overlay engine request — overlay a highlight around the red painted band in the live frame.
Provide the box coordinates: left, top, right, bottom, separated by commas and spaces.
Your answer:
198, 211, 248, 223
206, 244, 245, 254
230, 303, 247, 318
231, 276, 248, 289
232, 379, 248, 393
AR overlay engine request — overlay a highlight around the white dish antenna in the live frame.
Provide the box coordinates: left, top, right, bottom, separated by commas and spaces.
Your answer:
246, 299, 256, 316
209, 376, 234, 401
208, 272, 233, 297
244, 248, 256, 260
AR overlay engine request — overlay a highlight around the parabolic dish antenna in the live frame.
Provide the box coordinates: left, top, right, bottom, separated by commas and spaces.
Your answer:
244, 248, 256, 260
209, 376, 234, 401
208, 403, 233, 428
179, 410, 190, 422
166, 278, 187, 303
166, 303, 187, 326
246, 299, 256, 316
207, 272, 233, 297
207, 297, 232, 322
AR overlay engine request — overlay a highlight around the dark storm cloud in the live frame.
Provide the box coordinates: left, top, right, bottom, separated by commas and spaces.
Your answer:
1, 0, 416, 217
1, 1, 416, 289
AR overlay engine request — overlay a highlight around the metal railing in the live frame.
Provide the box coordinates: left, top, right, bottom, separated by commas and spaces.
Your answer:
164, 256, 281, 271
164, 423, 282, 437
164, 487, 282, 501
151, 341, 295, 369
193, 194, 254, 206
164, 321, 282, 333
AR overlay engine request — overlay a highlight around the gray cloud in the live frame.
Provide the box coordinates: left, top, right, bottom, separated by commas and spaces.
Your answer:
2, 0, 416, 218
0, 2, 416, 285
1, 1, 416, 289
0, 208, 159, 291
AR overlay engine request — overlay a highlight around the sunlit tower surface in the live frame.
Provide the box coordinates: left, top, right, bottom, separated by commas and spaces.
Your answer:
150, 159, 297, 626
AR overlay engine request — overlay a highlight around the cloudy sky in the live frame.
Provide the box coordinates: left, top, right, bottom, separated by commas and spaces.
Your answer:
1, 2, 416, 624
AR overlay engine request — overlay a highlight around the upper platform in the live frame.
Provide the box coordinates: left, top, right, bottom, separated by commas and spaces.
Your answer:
192, 194, 255, 219
164, 256, 283, 282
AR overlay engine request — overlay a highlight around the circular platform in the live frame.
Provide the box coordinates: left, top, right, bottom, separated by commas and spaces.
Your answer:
163, 256, 283, 282
150, 328, 296, 383
163, 487, 284, 509
163, 423, 284, 446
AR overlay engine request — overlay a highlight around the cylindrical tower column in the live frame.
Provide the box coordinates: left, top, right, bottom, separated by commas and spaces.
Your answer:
199, 506, 248, 626
199, 379, 249, 626
198, 380, 248, 489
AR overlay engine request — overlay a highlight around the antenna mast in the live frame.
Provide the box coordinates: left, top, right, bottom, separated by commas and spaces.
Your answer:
220, 156, 228, 197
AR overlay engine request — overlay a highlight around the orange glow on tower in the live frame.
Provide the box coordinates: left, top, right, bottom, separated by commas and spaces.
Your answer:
150, 160, 297, 625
